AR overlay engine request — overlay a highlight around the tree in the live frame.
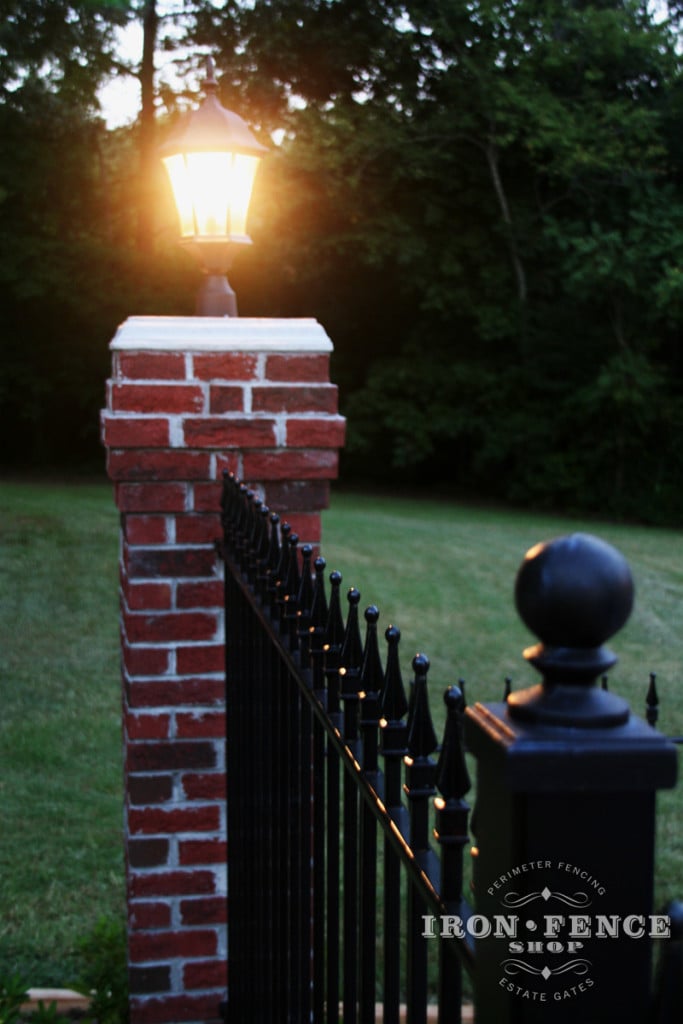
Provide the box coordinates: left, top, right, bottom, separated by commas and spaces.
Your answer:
3, 0, 683, 520
198, 0, 683, 519
0, 0, 194, 467
137, 0, 160, 252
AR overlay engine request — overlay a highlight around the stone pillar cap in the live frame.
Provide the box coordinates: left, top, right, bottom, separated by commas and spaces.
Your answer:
110, 316, 334, 352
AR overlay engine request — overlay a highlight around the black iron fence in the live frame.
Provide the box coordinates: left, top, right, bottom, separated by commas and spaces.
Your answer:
217, 472, 683, 1024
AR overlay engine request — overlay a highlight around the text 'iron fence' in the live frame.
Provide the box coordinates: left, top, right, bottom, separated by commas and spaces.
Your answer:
217, 472, 683, 1024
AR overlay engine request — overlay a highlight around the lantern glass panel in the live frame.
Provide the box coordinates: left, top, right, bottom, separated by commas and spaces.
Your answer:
162, 154, 195, 236
163, 151, 260, 241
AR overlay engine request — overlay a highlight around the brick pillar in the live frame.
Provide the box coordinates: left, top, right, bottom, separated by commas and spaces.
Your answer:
101, 316, 345, 1024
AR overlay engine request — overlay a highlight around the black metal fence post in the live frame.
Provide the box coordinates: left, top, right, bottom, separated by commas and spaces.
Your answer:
654, 900, 683, 1022
464, 533, 678, 1024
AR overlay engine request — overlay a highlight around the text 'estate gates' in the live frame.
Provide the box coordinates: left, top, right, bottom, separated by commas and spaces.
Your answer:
216, 471, 683, 1024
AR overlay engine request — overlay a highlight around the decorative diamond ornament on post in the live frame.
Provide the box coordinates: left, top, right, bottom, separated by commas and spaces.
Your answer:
160, 57, 267, 316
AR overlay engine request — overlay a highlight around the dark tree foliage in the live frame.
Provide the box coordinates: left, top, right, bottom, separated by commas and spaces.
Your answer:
194, 0, 683, 521
3, 0, 683, 522
0, 0, 194, 468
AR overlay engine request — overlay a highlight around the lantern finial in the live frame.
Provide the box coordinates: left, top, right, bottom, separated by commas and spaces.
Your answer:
203, 57, 218, 94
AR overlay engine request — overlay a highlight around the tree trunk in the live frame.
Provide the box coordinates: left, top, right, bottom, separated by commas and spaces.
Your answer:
484, 137, 527, 307
137, 0, 158, 254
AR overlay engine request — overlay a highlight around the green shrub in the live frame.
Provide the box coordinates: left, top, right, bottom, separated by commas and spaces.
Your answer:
0, 976, 28, 1024
26, 1003, 68, 1024
75, 917, 128, 1024
0, 978, 72, 1024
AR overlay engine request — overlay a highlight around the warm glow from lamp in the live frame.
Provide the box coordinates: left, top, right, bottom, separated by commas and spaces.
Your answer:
159, 57, 267, 316
162, 151, 260, 242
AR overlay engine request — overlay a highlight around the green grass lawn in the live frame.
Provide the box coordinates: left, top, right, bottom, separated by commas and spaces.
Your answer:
322, 487, 683, 913
0, 480, 123, 985
323, 488, 683, 724
1, 479, 682, 985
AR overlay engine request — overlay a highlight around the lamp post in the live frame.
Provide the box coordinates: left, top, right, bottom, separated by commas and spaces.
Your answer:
160, 58, 267, 316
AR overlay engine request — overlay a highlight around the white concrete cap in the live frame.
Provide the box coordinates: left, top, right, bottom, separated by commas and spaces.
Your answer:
110, 316, 334, 352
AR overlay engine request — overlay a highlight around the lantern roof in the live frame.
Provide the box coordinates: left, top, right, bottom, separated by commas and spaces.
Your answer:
159, 59, 268, 159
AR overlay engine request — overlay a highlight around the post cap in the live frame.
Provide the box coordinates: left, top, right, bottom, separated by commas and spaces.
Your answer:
508, 533, 634, 727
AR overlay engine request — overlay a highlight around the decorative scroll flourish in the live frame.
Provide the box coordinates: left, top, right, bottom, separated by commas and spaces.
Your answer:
501, 888, 591, 909
501, 959, 592, 980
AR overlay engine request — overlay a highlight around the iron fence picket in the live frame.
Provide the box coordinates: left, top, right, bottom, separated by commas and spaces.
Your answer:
324, 577, 344, 1024
358, 608, 383, 1024
310, 557, 329, 1023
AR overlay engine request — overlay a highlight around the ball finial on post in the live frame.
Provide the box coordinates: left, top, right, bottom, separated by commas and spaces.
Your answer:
509, 532, 634, 727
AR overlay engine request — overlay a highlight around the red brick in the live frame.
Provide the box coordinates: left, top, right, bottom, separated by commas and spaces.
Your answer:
180, 897, 227, 926
129, 929, 218, 962
182, 417, 276, 449
102, 416, 170, 448
124, 515, 169, 545
126, 583, 173, 611
265, 352, 330, 382
182, 773, 226, 801
129, 901, 172, 930
126, 678, 225, 708
127, 741, 217, 772
176, 644, 225, 676
191, 482, 225, 512
126, 712, 171, 740
111, 383, 204, 415
128, 838, 171, 868
176, 580, 223, 608
192, 352, 258, 380
183, 960, 226, 990
123, 611, 219, 644
242, 449, 339, 480
128, 776, 174, 805
103, 337, 349, 1024
176, 711, 225, 739
263, 480, 330, 513
175, 514, 221, 544
116, 483, 188, 513
286, 416, 347, 449
129, 993, 223, 1024
208, 385, 245, 414
129, 869, 217, 899
179, 839, 227, 866
128, 965, 172, 996
123, 645, 170, 677
108, 450, 211, 482
118, 352, 186, 380
127, 547, 217, 580
252, 384, 338, 414
128, 805, 221, 835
